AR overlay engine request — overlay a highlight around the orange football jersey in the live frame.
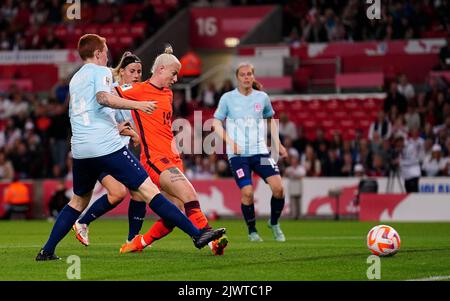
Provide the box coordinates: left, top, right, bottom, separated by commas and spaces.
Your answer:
116, 81, 179, 164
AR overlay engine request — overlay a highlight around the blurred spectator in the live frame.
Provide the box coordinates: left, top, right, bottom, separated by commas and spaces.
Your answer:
1, 174, 31, 220
52, 78, 70, 105
353, 163, 366, 178
200, 82, 219, 108
391, 116, 409, 139
219, 79, 234, 97
438, 35, 450, 70
215, 159, 232, 178
404, 102, 421, 131
292, 126, 308, 154
0, 150, 14, 180
0, 93, 12, 119
285, 153, 305, 219
185, 155, 213, 180
340, 152, 354, 177
393, 135, 421, 192
368, 110, 392, 140
422, 144, 448, 176
397, 74, 415, 101
322, 147, 342, 177
42, 29, 63, 49
409, 128, 426, 163
302, 9, 328, 42
384, 81, 407, 114
368, 153, 388, 177
47, 104, 70, 177
355, 139, 372, 172
312, 128, 328, 153
48, 180, 70, 220
172, 91, 189, 118
301, 144, 321, 176
279, 112, 298, 142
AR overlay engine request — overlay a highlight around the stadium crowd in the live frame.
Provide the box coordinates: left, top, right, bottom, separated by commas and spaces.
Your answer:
2, 69, 448, 182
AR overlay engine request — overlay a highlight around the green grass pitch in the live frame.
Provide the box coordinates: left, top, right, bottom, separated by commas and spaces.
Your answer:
1, 219, 450, 281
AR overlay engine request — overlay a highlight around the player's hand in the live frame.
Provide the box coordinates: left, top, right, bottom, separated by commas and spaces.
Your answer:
131, 132, 140, 147
279, 144, 288, 159
118, 121, 132, 134
135, 101, 157, 114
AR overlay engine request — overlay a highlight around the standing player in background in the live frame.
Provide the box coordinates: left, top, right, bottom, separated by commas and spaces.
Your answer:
116, 46, 228, 256
36, 34, 225, 261
72, 51, 148, 246
212, 62, 288, 242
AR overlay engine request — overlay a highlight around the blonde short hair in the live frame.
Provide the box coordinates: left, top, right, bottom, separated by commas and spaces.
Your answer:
151, 45, 181, 74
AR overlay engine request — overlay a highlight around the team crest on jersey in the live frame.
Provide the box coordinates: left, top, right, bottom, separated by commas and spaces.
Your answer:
254, 103, 262, 112
160, 157, 170, 164
121, 84, 132, 91
103, 76, 111, 87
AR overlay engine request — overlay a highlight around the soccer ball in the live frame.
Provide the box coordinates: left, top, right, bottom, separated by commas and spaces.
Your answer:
367, 225, 401, 257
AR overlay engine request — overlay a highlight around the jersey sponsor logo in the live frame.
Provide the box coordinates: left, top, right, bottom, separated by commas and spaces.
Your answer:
254, 102, 262, 112
236, 168, 245, 179
121, 84, 132, 91
103, 76, 111, 87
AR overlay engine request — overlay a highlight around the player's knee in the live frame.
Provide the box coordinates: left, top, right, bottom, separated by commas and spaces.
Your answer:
272, 185, 284, 199
241, 189, 254, 202
180, 189, 197, 203
139, 179, 160, 202
108, 185, 127, 205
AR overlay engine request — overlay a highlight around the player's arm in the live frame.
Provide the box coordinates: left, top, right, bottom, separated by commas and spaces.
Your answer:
94, 67, 156, 113
96, 91, 156, 114
212, 118, 241, 154
263, 94, 287, 158
267, 117, 287, 158
212, 96, 241, 154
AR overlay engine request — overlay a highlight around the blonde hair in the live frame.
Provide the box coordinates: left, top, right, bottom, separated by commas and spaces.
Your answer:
151, 45, 180, 74
235, 62, 263, 90
112, 51, 142, 82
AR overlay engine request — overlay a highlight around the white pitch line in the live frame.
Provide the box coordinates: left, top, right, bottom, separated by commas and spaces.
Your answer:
406, 275, 450, 281
0, 243, 119, 249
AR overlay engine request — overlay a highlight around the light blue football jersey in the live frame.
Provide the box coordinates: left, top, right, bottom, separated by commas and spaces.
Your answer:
112, 82, 134, 146
69, 63, 124, 159
214, 88, 275, 158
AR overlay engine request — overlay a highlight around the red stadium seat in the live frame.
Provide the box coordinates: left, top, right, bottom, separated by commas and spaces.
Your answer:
100, 24, 115, 36
289, 101, 304, 112
130, 22, 147, 37
351, 110, 367, 120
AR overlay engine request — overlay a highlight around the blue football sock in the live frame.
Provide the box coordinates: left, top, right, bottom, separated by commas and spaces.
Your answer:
241, 203, 257, 234
43, 205, 81, 254
127, 199, 146, 241
78, 194, 116, 225
149, 193, 200, 237
270, 196, 285, 225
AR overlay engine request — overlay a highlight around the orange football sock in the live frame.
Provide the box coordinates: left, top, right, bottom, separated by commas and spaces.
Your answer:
142, 219, 174, 246
184, 200, 210, 229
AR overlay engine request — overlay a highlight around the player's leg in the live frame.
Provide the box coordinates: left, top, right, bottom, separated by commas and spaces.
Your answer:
36, 157, 99, 260
120, 191, 179, 253
74, 174, 128, 245
127, 190, 148, 242
158, 158, 228, 255
79, 174, 127, 225
159, 168, 211, 230
229, 156, 262, 242
103, 147, 225, 249
251, 154, 286, 242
